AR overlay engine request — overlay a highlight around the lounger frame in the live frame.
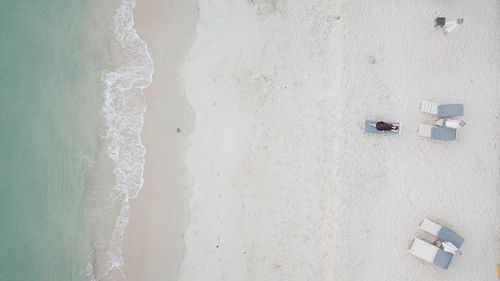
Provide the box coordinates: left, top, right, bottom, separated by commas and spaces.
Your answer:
418, 124, 457, 141
420, 101, 464, 118
419, 218, 465, 248
409, 238, 454, 269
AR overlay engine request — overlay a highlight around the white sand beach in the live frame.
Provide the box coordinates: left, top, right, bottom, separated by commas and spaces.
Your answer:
126, 0, 499, 280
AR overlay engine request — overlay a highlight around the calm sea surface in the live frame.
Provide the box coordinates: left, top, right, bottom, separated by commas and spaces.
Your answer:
0, 1, 115, 280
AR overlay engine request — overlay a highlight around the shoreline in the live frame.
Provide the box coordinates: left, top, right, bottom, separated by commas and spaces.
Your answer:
86, 0, 156, 279
122, 0, 198, 280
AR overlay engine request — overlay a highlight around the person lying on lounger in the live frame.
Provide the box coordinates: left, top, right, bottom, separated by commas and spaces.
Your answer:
369, 121, 399, 132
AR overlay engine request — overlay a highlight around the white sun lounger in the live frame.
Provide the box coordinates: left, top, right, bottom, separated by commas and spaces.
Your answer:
420, 101, 464, 118
418, 124, 457, 141
409, 238, 454, 269
419, 218, 465, 248
420, 101, 439, 115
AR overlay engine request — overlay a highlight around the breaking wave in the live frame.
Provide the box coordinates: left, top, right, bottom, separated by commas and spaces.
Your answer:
85, 0, 153, 280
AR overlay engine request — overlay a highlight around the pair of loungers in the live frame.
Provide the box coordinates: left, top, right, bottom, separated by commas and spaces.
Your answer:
409, 218, 465, 269
364, 101, 464, 141
418, 101, 464, 141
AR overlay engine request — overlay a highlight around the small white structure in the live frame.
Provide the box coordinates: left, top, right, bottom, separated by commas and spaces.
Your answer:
435, 119, 466, 129
443, 18, 464, 34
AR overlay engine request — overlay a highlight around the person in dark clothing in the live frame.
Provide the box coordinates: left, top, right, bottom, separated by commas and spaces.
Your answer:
370, 121, 399, 132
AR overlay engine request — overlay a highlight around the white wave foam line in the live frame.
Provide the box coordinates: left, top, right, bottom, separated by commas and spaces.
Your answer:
91, 0, 154, 280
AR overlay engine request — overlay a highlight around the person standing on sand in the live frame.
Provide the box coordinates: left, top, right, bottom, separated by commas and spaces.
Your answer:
442, 18, 464, 34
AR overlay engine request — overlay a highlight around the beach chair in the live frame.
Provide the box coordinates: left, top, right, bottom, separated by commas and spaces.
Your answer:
364, 120, 401, 135
418, 124, 457, 141
420, 218, 465, 248
409, 238, 454, 269
435, 17, 446, 27
420, 101, 464, 118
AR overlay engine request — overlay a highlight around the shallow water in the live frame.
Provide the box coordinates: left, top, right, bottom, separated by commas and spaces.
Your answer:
0, 1, 114, 280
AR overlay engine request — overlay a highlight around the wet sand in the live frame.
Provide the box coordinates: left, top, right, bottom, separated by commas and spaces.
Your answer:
122, 1, 197, 280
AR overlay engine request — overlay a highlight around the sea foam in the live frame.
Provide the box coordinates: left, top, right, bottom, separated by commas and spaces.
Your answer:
87, 0, 153, 280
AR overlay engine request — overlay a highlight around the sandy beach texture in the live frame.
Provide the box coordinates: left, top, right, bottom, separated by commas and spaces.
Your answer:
123, 0, 197, 280
128, 0, 499, 280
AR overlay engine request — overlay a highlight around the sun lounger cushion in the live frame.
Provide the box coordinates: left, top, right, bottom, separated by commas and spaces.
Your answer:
420, 101, 439, 114
410, 238, 439, 263
437, 104, 464, 118
420, 218, 441, 236
433, 249, 454, 269
431, 127, 457, 141
437, 227, 465, 248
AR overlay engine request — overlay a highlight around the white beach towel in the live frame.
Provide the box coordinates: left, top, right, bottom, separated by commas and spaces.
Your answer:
444, 22, 458, 33
443, 19, 463, 34
444, 119, 466, 129
442, 241, 460, 254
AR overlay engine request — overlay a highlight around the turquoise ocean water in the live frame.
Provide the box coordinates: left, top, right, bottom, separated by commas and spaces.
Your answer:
0, 0, 154, 279
0, 0, 150, 280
